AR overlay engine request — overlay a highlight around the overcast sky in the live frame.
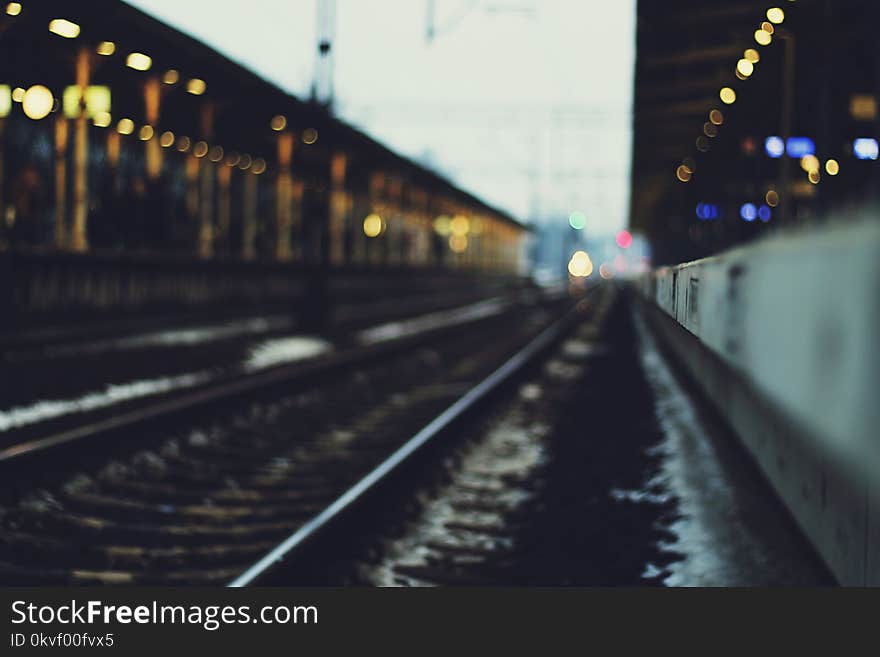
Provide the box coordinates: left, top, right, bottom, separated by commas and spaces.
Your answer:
128, 0, 635, 232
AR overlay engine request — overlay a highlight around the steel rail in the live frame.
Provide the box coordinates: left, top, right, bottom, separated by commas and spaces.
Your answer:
0, 294, 550, 468
228, 303, 582, 587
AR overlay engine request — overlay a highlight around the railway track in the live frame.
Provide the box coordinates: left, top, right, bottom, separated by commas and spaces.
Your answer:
0, 287, 579, 585
232, 285, 620, 587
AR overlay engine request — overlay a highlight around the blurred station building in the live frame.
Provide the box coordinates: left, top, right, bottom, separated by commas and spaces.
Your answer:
630, 0, 880, 264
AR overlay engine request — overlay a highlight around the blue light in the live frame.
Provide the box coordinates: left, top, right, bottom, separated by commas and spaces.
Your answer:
765, 136, 785, 158
786, 137, 816, 158
695, 203, 719, 221
758, 205, 771, 222
740, 203, 757, 222
853, 138, 879, 160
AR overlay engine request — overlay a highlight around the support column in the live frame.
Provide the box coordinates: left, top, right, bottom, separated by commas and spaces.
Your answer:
0, 118, 5, 244
143, 76, 162, 181
198, 103, 215, 258
329, 152, 347, 265
217, 164, 231, 254
70, 47, 91, 251
291, 179, 304, 260
368, 172, 385, 264
386, 177, 403, 265
242, 170, 258, 260
53, 116, 69, 249
275, 131, 294, 261
186, 153, 199, 225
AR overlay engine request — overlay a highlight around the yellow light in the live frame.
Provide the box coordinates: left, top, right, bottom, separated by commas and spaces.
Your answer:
719, 87, 737, 104
162, 70, 179, 85
138, 125, 154, 141
63, 85, 111, 119
825, 159, 839, 176
238, 154, 253, 170
117, 118, 135, 135
193, 141, 209, 158
251, 158, 267, 175
21, 85, 54, 120
703, 122, 718, 138
11, 87, 25, 102
808, 170, 820, 184
96, 41, 116, 56
800, 155, 819, 173
736, 59, 754, 77
92, 111, 112, 127
449, 234, 468, 253
186, 78, 207, 95
176, 136, 192, 152
567, 251, 593, 278
6, 2, 22, 16
761, 21, 775, 34
159, 131, 175, 148
709, 109, 724, 125
0, 85, 10, 118
676, 165, 692, 182
433, 215, 451, 235
49, 18, 80, 39
208, 145, 224, 162
765, 189, 779, 207
302, 128, 318, 144
225, 151, 241, 167
744, 48, 760, 63
363, 213, 383, 237
450, 215, 470, 236
755, 29, 772, 46
766, 7, 784, 24
270, 115, 287, 131
126, 52, 152, 71
849, 94, 877, 121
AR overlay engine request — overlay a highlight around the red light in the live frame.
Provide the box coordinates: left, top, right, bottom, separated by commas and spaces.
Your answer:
615, 230, 633, 249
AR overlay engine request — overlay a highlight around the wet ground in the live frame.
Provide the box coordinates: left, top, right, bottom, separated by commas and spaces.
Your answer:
360, 288, 833, 586
632, 307, 833, 586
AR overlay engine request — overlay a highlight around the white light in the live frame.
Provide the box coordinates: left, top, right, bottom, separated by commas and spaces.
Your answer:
853, 138, 879, 161
765, 136, 785, 158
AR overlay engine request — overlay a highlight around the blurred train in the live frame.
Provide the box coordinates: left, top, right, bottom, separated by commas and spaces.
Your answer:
0, 0, 527, 272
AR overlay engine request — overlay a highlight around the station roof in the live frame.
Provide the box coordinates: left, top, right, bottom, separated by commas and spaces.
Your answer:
1, 0, 527, 231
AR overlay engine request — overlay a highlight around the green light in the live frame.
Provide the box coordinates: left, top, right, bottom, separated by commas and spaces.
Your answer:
568, 211, 586, 230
